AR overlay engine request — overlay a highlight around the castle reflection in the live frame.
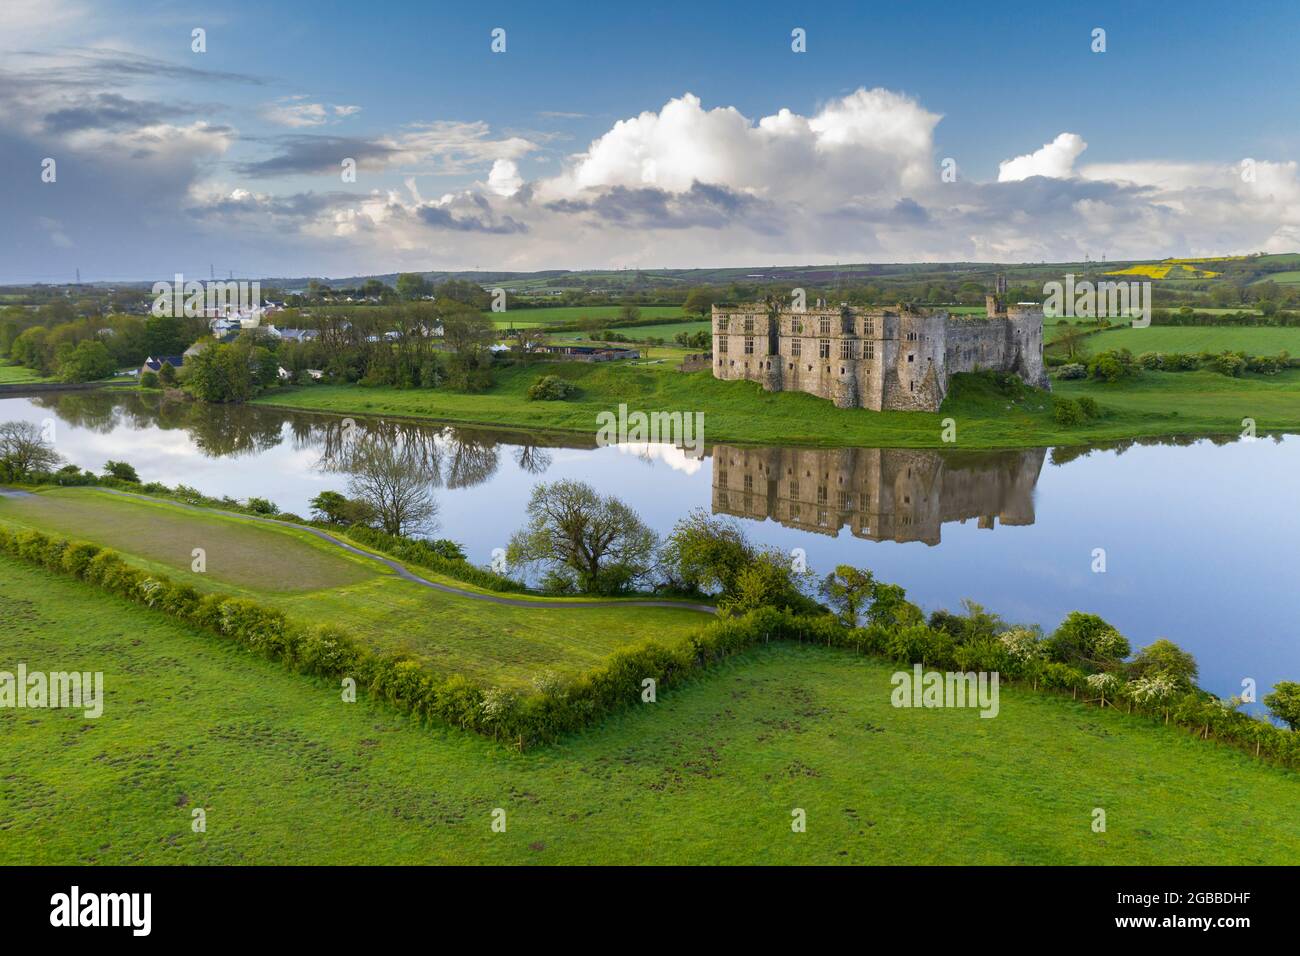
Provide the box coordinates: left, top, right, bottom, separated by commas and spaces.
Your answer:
710, 444, 1046, 545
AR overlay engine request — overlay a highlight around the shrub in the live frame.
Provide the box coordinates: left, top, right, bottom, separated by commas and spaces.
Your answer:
1076, 396, 1101, 419
1137, 351, 1163, 370
139, 371, 160, 389
526, 374, 579, 401
1056, 363, 1087, 380
1210, 352, 1246, 377
1088, 348, 1138, 383
1053, 398, 1085, 427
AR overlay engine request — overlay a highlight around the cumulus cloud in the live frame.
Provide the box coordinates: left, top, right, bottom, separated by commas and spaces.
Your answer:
539, 88, 940, 204
998, 132, 1088, 182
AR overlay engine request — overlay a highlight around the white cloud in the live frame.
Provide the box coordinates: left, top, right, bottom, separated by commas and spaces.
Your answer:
539, 88, 941, 204
262, 97, 361, 127
485, 159, 523, 197
998, 132, 1088, 182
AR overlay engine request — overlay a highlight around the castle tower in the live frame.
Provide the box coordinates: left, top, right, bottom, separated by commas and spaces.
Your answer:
986, 272, 1008, 316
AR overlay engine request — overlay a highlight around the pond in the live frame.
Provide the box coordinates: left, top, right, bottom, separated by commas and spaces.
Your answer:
3, 389, 1297, 706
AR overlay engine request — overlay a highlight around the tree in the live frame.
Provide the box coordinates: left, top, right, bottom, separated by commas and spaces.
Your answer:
309, 490, 351, 524
1264, 682, 1300, 731
139, 370, 160, 389
58, 340, 114, 383
1128, 638, 1198, 690
346, 440, 439, 537
157, 361, 178, 386
185, 341, 255, 403
683, 288, 717, 319
0, 420, 61, 481
396, 273, 431, 301
1046, 611, 1130, 669
506, 479, 658, 594
865, 581, 924, 629
819, 565, 876, 626
440, 307, 496, 391
1054, 324, 1089, 361
661, 509, 755, 597
102, 460, 140, 483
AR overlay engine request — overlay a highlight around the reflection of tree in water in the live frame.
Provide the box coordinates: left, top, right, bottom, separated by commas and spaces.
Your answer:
444, 431, 499, 488
513, 443, 552, 475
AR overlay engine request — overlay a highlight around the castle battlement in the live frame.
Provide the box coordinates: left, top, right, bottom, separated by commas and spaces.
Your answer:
710, 280, 1048, 412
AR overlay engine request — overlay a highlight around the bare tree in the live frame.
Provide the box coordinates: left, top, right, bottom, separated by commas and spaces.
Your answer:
346, 438, 439, 537
0, 420, 61, 481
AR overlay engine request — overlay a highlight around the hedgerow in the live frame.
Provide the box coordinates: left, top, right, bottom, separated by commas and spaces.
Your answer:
1, 524, 1297, 765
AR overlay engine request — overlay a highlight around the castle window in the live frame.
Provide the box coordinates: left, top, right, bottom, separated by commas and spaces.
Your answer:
789, 479, 799, 498
817, 485, 827, 505
906, 331, 918, 342
792, 318, 803, 335
743, 474, 753, 492
862, 317, 874, 335
743, 317, 754, 334
863, 342, 874, 360
744, 337, 754, 355
819, 338, 830, 359
791, 338, 801, 358
909, 380, 915, 392
908, 353, 915, 363
840, 340, 854, 360
718, 337, 728, 353
819, 317, 831, 336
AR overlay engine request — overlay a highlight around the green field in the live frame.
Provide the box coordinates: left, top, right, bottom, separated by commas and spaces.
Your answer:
0, 364, 50, 384
2, 552, 1297, 864
485, 305, 687, 327
551, 320, 712, 342
256, 358, 1300, 448
1085, 325, 1300, 355
0, 489, 709, 689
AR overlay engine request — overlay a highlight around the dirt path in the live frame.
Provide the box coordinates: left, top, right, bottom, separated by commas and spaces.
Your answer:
10, 486, 717, 615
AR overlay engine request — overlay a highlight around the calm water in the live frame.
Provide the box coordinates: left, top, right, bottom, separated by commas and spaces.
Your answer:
3, 390, 1297, 704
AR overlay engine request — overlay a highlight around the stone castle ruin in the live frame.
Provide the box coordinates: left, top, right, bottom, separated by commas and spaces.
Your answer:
710, 276, 1049, 411
712, 444, 1047, 546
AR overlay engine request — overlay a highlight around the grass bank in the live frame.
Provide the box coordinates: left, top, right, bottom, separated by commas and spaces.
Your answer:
0, 488, 708, 689
253, 361, 1300, 448
2, 552, 1296, 864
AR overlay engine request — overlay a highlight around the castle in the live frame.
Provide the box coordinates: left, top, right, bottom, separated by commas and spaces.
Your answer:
710, 277, 1049, 411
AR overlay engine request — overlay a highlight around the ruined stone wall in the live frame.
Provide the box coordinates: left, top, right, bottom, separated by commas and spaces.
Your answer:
711, 301, 1047, 413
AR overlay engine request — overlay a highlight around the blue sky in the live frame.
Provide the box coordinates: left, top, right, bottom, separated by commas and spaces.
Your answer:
3, 0, 1299, 279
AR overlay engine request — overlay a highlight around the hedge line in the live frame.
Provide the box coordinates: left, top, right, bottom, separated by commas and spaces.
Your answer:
2, 523, 1297, 765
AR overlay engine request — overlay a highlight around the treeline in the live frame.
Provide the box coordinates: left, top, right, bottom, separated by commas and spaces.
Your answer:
2, 311, 205, 382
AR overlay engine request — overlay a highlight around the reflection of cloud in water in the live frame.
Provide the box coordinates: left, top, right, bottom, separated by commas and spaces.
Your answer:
612, 441, 705, 476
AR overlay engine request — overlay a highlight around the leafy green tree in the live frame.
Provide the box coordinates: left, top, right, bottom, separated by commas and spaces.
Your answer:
507, 480, 658, 594
1128, 638, 1199, 691
819, 565, 876, 626
184, 341, 255, 403
102, 460, 140, 482
683, 288, 717, 319
1264, 682, 1300, 731
58, 340, 114, 383
396, 273, 431, 301
661, 510, 755, 597
158, 361, 177, 386
139, 370, 160, 389
309, 490, 351, 524
1046, 611, 1130, 669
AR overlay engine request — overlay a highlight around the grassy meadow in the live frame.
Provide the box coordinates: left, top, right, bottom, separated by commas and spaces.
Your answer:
0, 488, 709, 689
2, 552, 1297, 865
256, 357, 1300, 448
1082, 325, 1300, 355
486, 305, 687, 327
0, 363, 51, 385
